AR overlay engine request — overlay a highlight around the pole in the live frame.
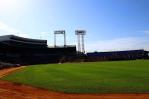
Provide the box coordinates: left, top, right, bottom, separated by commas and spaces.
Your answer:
54, 33, 56, 47
64, 31, 66, 47
82, 35, 85, 53
78, 35, 81, 52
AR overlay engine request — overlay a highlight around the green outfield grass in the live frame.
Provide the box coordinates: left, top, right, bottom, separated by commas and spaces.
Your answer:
2, 60, 149, 93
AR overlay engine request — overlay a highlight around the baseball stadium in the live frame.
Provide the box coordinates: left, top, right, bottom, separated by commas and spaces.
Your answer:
0, 0, 149, 99
0, 33, 149, 99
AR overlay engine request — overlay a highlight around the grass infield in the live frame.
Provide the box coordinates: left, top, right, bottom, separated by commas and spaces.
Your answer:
2, 60, 149, 93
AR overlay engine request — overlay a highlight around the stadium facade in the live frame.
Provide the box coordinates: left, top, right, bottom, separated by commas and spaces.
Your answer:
0, 35, 76, 65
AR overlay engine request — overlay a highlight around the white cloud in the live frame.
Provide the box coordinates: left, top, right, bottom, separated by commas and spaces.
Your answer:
38, 32, 50, 39
40, 32, 49, 35
0, 21, 29, 37
0, 22, 18, 33
142, 30, 149, 34
86, 37, 149, 52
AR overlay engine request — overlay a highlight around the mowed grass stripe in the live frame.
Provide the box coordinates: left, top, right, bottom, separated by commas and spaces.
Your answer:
1, 60, 149, 93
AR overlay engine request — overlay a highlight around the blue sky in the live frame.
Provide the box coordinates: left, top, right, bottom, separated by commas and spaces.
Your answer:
0, 0, 149, 52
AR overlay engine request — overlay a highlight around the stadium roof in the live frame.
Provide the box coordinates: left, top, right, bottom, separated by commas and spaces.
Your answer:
0, 35, 47, 48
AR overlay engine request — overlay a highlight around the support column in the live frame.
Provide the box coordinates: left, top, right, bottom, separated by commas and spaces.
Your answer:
78, 35, 81, 52
54, 33, 56, 47
82, 35, 85, 53
64, 32, 66, 47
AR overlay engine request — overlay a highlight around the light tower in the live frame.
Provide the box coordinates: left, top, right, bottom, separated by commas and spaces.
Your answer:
75, 30, 86, 53
54, 30, 66, 47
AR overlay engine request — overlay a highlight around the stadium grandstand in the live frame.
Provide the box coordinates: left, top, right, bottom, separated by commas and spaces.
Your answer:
0, 35, 76, 65
0, 34, 148, 68
87, 50, 149, 61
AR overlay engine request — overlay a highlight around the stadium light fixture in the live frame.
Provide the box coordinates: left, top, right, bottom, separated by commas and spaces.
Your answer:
54, 30, 66, 47
75, 30, 86, 53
